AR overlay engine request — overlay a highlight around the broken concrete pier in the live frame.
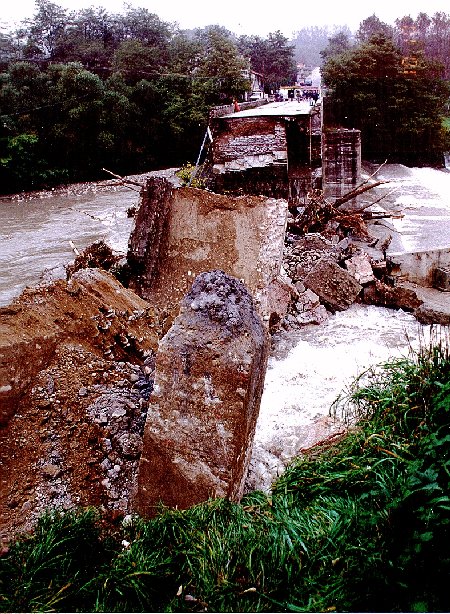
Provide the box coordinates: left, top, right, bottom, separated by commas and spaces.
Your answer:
127, 176, 291, 328
135, 270, 269, 517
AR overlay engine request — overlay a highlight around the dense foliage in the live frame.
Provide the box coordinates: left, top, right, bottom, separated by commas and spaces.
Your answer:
301, 12, 450, 79
1, 334, 450, 612
237, 31, 297, 92
322, 33, 450, 165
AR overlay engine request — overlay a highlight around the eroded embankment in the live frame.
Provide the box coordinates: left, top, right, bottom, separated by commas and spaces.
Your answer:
0, 268, 162, 540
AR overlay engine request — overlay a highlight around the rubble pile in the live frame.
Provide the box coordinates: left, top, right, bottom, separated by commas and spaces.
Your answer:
281, 229, 379, 327
5, 344, 156, 532
280, 179, 428, 327
0, 269, 160, 539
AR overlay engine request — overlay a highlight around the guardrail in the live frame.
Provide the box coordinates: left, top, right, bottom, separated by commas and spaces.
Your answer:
209, 99, 268, 118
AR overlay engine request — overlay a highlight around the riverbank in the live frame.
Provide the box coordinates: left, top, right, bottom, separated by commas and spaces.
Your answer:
0, 169, 180, 307
3, 337, 450, 612
0, 168, 181, 202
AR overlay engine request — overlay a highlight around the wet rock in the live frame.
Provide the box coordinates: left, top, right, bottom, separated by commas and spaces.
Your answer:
303, 258, 362, 312
345, 252, 375, 285
284, 233, 340, 282
362, 280, 423, 311
135, 270, 269, 517
295, 305, 328, 325
414, 304, 450, 325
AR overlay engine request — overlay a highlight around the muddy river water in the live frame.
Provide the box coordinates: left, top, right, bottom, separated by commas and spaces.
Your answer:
0, 184, 139, 307
1, 165, 450, 491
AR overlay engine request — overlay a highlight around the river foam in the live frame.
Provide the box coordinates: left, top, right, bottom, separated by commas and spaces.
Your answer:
247, 304, 436, 492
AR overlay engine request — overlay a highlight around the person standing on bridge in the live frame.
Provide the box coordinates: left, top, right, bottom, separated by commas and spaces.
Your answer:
233, 98, 240, 112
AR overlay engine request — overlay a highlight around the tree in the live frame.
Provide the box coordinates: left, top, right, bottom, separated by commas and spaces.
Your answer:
264, 31, 297, 89
194, 26, 248, 102
392, 11, 450, 79
322, 33, 450, 164
0, 133, 57, 192
427, 12, 450, 78
19, 0, 68, 60
168, 31, 203, 75
112, 39, 162, 84
237, 34, 266, 74
238, 31, 296, 92
320, 31, 352, 61
116, 6, 171, 49
0, 28, 19, 69
356, 14, 394, 44
50, 6, 115, 68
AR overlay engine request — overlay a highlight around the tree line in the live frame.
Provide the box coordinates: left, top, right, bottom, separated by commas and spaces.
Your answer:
0, 2, 450, 193
321, 14, 450, 165
294, 12, 450, 78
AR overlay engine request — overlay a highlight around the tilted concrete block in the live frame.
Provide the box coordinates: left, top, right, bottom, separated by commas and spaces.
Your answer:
135, 270, 269, 517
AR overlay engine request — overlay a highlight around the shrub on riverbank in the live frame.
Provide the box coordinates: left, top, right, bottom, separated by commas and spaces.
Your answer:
1, 332, 450, 612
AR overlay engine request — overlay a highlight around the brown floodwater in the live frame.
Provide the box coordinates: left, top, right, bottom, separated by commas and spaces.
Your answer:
0, 184, 140, 307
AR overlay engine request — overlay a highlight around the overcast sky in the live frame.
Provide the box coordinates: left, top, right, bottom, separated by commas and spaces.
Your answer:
1, 0, 449, 37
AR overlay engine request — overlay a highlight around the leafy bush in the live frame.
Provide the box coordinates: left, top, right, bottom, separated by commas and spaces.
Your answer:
175, 162, 206, 188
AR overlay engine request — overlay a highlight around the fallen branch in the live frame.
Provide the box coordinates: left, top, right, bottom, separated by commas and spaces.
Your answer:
102, 168, 144, 191
69, 240, 80, 256
335, 180, 387, 209
339, 159, 388, 201
362, 211, 404, 220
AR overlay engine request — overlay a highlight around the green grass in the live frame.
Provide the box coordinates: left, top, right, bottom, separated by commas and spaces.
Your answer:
1, 334, 450, 612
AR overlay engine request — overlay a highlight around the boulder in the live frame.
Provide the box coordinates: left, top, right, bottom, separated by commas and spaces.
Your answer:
303, 258, 362, 312
284, 233, 340, 283
135, 270, 269, 517
414, 304, 450, 325
362, 280, 423, 311
344, 252, 375, 285
293, 287, 329, 325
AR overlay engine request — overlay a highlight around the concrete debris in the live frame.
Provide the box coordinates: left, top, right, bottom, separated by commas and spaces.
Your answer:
126, 177, 290, 330
135, 270, 269, 517
2, 167, 450, 541
303, 258, 362, 313
345, 252, 375, 285
283, 233, 341, 281
362, 280, 423, 312
414, 304, 450, 325
433, 267, 450, 292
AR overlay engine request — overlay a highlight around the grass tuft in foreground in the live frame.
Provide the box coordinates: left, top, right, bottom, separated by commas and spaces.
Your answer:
1, 333, 450, 612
